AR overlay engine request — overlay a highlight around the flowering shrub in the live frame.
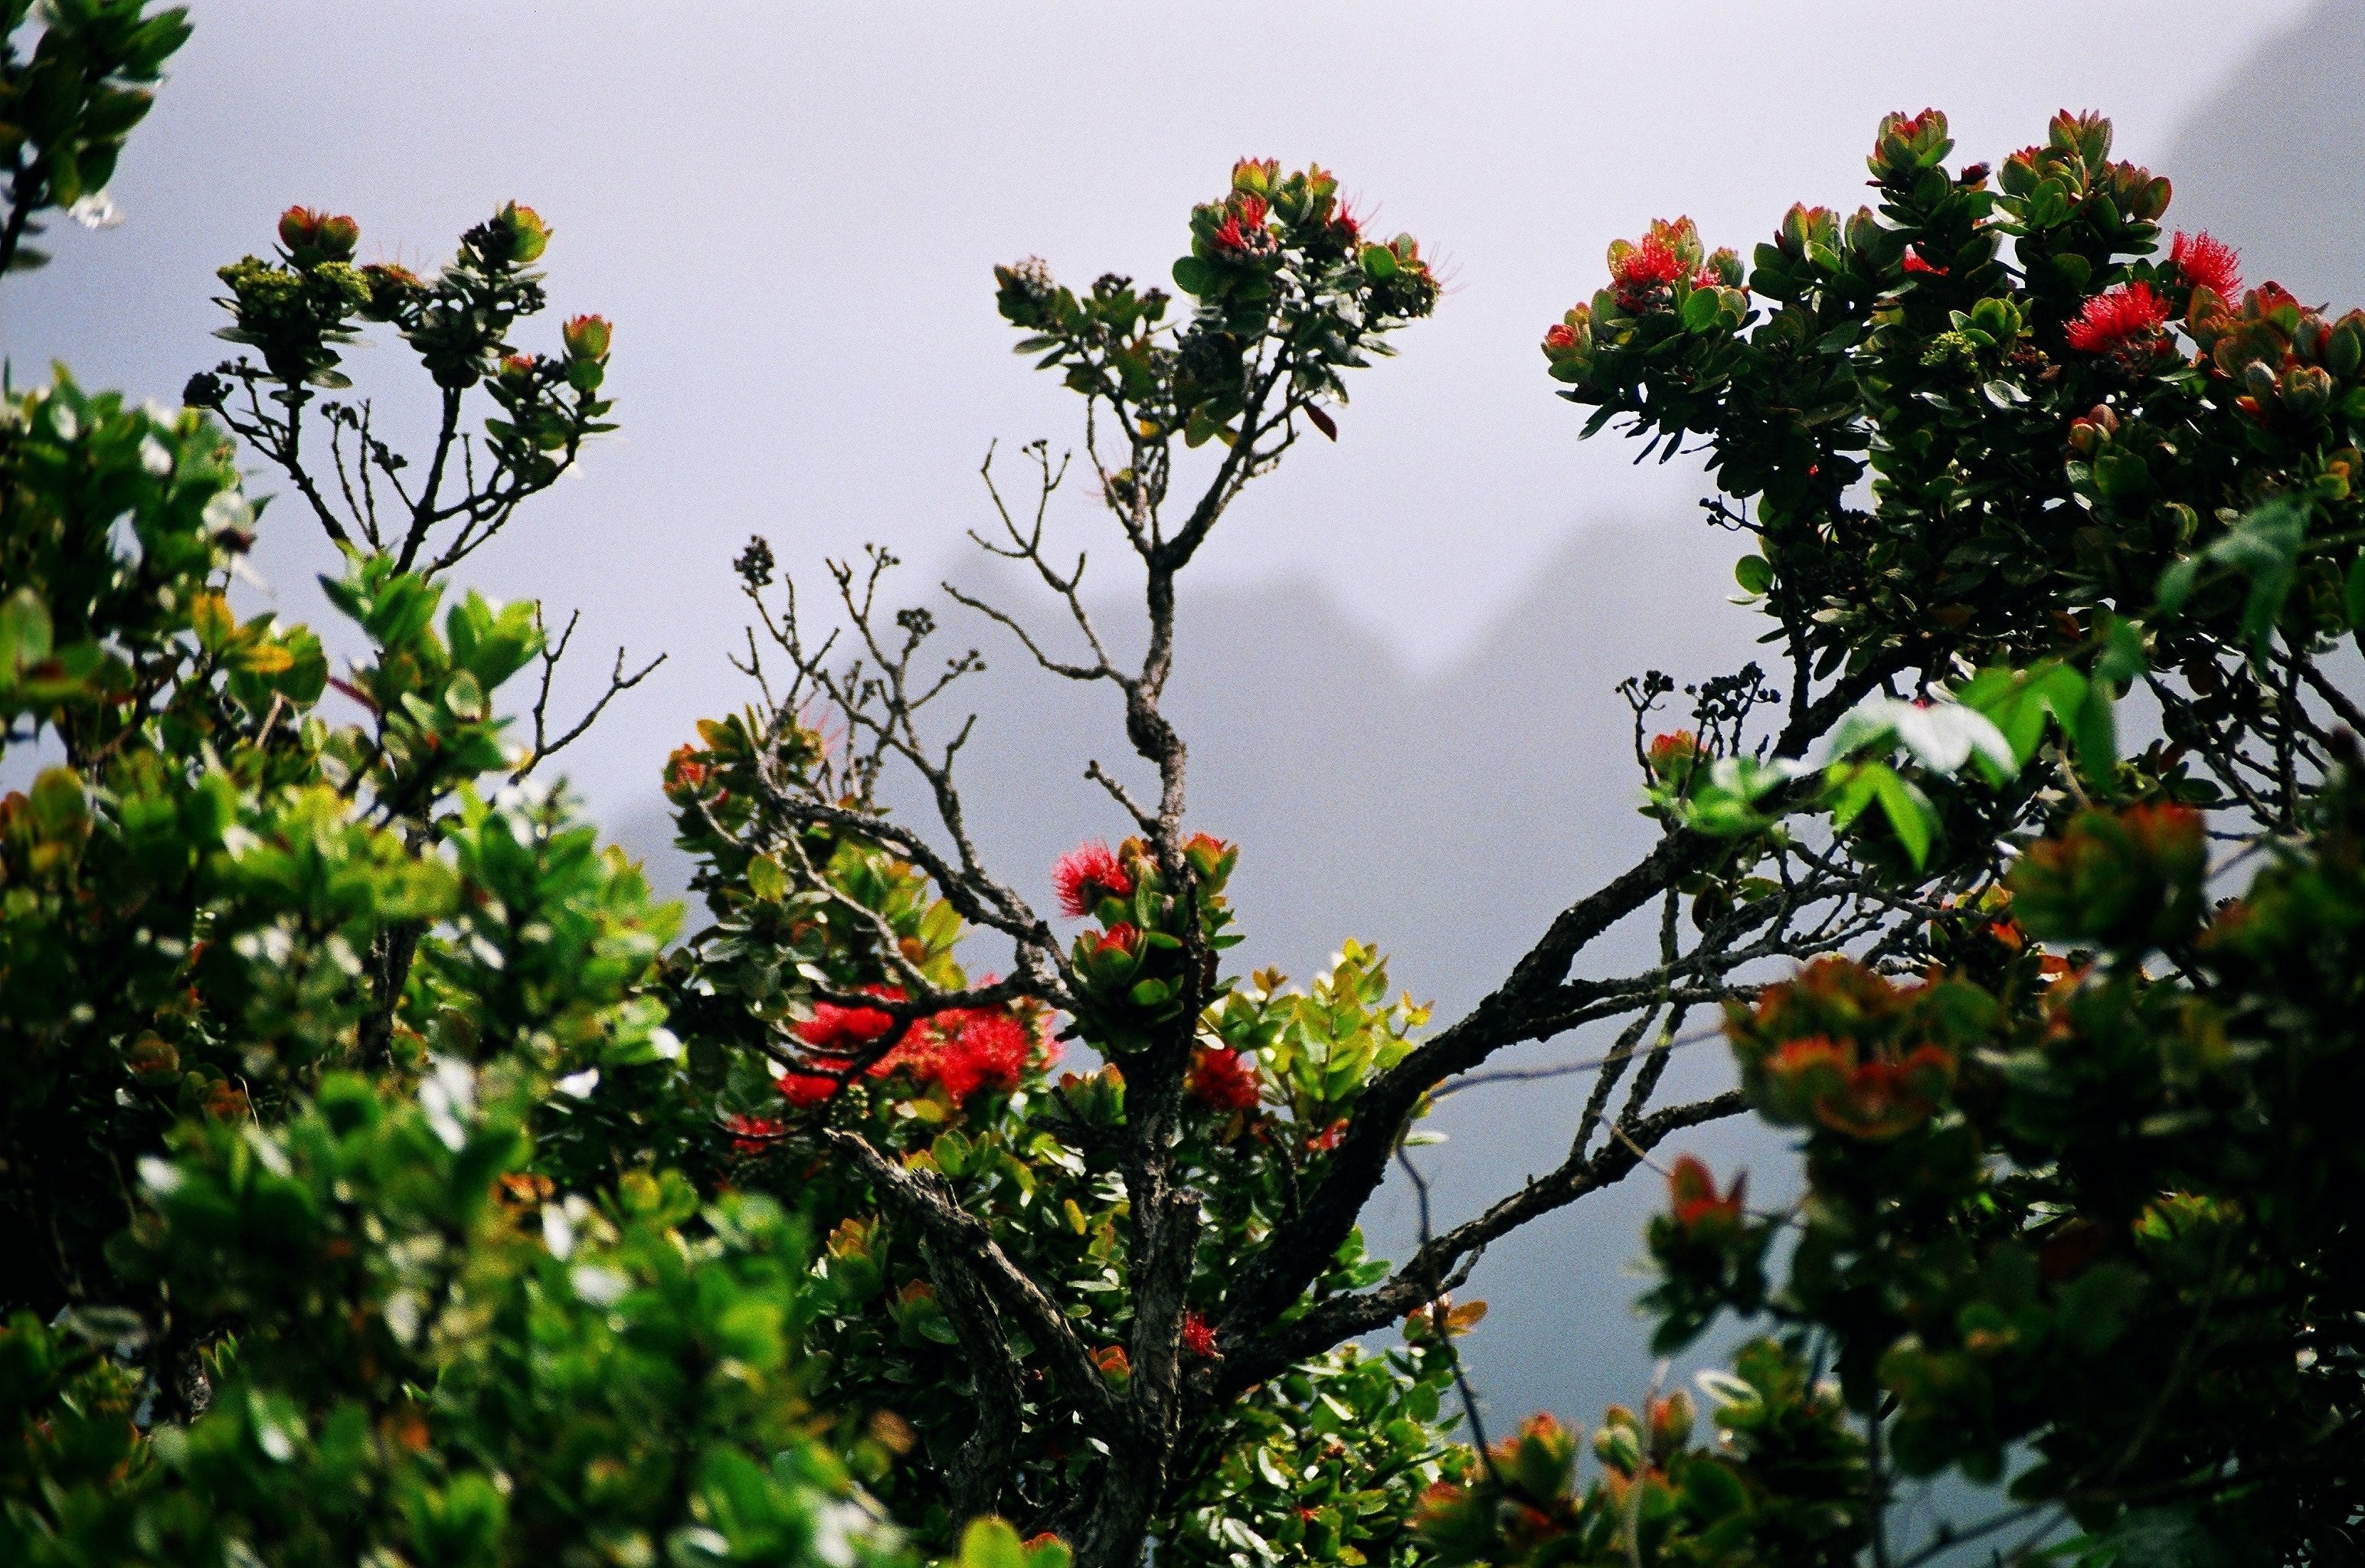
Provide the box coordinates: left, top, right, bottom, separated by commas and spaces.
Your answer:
0, 8, 874, 1563
15, 9, 2365, 1563
1431, 105, 2365, 1566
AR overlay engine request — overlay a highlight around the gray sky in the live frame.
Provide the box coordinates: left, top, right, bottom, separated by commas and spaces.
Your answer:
2, 0, 2324, 825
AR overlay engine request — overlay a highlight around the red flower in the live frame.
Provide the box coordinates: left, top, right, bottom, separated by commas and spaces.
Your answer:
800, 986, 904, 1054
1611, 231, 1687, 307
1054, 841, 1133, 919
1333, 202, 1362, 245
777, 1064, 848, 1107
725, 1112, 785, 1153
905, 1006, 1048, 1102
1187, 1045, 1261, 1114
1543, 322, 1578, 351
2169, 230, 2242, 302
1182, 1311, 1218, 1358
1667, 1154, 1746, 1234
663, 745, 709, 794
1304, 1118, 1347, 1154
1213, 194, 1271, 254
2064, 283, 2170, 354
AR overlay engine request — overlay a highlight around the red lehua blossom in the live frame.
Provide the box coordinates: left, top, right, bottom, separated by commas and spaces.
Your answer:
1182, 1312, 1218, 1358
725, 1112, 785, 1154
1213, 194, 1271, 254
777, 1064, 848, 1107
1333, 202, 1362, 245
1612, 232, 1687, 303
2063, 282, 2170, 354
800, 986, 904, 1054
2170, 230, 2242, 301
1054, 841, 1133, 918
911, 1007, 1042, 1102
1187, 1045, 1261, 1115
663, 746, 709, 793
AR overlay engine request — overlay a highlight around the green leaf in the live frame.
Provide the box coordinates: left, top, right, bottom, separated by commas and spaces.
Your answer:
746, 854, 786, 903
960, 1517, 1029, 1568
445, 669, 486, 721
1869, 766, 1935, 869
0, 587, 54, 679
1170, 254, 1214, 297
1733, 554, 1773, 596
2071, 682, 2118, 782
1680, 286, 1721, 333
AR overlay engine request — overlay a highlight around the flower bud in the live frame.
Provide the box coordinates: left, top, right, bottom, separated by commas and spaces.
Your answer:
315, 214, 359, 260
2281, 363, 2334, 415
1870, 108, 1951, 175
498, 353, 539, 390
1998, 145, 2043, 198
1648, 1392, 1694, 1454
277, 205, 358, 263
562, 313, 612, 361
277, 204, 322, 252
2047, 109, 2112, 167
1647, 729, 1701, 785
492, 201, 550, 265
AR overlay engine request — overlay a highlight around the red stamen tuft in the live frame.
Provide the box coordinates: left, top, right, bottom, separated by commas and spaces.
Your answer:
1054, 841, 1134, 919
2170, 230, 2242, 301
2064, 282, 2170, 354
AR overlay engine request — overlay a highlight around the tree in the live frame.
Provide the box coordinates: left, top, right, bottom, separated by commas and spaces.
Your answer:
12, 5, 2365, 1561
1418, 109, 2365, 1566
2, 7, 888, 1564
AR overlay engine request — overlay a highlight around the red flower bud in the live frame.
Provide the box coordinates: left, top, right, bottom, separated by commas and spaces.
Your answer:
278, 204, 322, 251
315, 214, 359, 260
562, 313, 612, 361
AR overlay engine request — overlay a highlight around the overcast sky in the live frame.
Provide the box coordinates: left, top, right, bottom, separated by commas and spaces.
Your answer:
2, 0, 2329, 825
